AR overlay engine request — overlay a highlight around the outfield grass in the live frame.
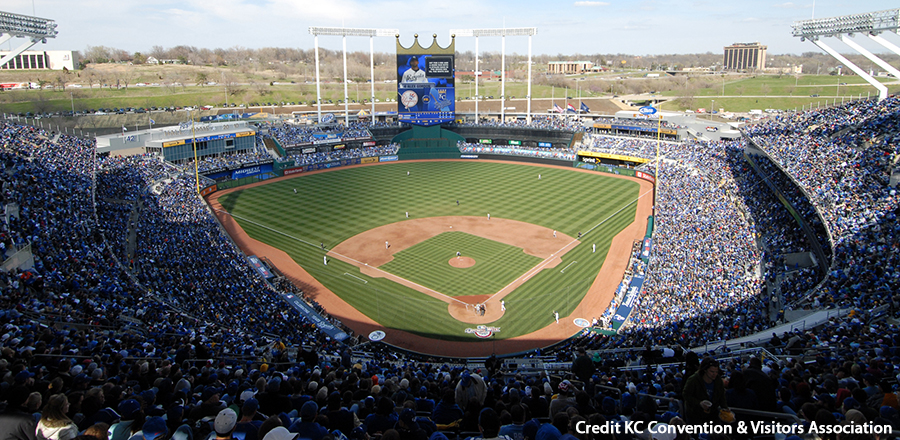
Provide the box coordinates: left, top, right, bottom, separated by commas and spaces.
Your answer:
380, 231, 543, 297
217, 161, 641, 341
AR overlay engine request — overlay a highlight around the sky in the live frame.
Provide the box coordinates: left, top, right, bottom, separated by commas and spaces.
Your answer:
4, 0, 900, 57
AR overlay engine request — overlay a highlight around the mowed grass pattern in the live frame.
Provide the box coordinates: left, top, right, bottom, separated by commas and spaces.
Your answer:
217, 161, 641, 341
380, 232, 542, 297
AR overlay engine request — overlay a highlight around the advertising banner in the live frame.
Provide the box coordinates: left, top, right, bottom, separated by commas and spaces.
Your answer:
232, 164, 273, 179
283, 167, 305, 176
380, 155, 398, 162
361, 157, 379, 164
611, 274, 645, 330
248, 255, 274, 279
397, 37, 455, 126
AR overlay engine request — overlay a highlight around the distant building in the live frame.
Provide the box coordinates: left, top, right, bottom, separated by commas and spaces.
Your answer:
548, 61, 593, 74
723, 43, 767, 71
0, 50, 79, 70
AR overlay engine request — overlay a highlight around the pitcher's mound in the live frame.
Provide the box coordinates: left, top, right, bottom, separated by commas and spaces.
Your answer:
448, 257, 476, 268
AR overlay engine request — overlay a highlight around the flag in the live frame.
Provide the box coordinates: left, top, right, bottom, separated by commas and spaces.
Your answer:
566, 103, 577, 113
150, 119, 155, 125
553, 104, 564, 113
122, 126, 128, 131
581, 102, 590, 113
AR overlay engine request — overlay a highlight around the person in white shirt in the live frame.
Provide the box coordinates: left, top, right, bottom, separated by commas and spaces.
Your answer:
402, 58, 427, 83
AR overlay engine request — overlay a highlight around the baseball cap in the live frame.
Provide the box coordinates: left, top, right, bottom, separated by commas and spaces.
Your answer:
118, 399, 142, 419
215, 408, 238, 435
142, 417, 168, 440
263, 427, 298, 440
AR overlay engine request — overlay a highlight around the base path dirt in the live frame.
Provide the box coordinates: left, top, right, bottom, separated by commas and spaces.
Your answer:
206, 159, 653, 358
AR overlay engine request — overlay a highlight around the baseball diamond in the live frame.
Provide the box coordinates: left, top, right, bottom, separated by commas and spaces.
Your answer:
210, 159, 651, 356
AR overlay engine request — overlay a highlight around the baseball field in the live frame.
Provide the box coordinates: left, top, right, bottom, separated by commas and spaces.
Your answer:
211, 160, 649, 353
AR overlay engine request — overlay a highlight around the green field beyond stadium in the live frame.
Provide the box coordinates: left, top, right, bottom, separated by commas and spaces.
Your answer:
380, 231, 542, 297
217, 161, 641, 341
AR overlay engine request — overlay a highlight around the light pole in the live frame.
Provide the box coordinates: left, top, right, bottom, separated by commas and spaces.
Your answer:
710, 99, 715, 121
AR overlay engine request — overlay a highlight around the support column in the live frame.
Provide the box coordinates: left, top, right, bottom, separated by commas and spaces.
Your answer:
475, 36, 479, 122
813, 39, 887, 100
501, 32, 506, 122
314, 35, 322, 121
370, 36, 376, 127
527, 34, 532, 124
343, 34, 349, 125
839, 35, 900, 80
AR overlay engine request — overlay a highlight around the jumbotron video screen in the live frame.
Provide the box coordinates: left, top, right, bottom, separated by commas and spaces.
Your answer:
396, 52, 455, 126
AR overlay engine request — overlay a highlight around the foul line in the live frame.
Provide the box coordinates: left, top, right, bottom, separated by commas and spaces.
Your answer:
216, 209, 468, 306
483, 188, 654, 304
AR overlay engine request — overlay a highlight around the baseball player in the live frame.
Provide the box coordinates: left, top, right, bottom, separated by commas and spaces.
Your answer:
553, 230, 557, 238
592, 243, 596, 253
407, 171, 410, 176
456, 251, 461, 258
456, 200, 459, 206
323, 256, 328, 265
501, 300, 506, 311
487, 213, 490, 220
554, 311, 559, 324
538, 173, 541, 180
293, 188, 297, 194
385, 241, 389, 250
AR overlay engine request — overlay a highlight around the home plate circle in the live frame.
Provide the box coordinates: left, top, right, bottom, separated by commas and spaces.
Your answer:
448, 256, 475, 268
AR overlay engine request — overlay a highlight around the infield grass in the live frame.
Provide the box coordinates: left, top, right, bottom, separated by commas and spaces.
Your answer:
380, 231, 542, 297
217, 160, 641, 341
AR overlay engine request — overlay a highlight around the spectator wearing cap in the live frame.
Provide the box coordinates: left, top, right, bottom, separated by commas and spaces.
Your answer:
364, 397, 400, 435
288, 401, 328, 440
262, 427, 298, 440
109, 399, 144, 440
682, 359, 727, 424
257, 378, 290, 417
189, 387, 226, 422
394, 408, 427, 440
0, 385, 37, 440
211, 409, 239, 440
548, 381, 575, 418
455, 372, 486, 412
234, 398, 262, 440
35, 394, 78, 440
130, 416, 168, 440
415, 387, 434, 414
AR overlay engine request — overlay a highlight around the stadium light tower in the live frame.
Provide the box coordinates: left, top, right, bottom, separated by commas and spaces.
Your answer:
309, 27, 398, 126
0, 10, 58, 69
792, 8, 900, 101
451, 27, 537, 123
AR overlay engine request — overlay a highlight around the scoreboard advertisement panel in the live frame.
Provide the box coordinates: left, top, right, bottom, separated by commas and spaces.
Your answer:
396, 36, 455, 126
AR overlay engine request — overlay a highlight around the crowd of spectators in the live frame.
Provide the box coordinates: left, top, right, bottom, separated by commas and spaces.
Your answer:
591, 117, 686, 130
284, 145, 399, 167
3, 94, 900, 440
268, 122, 373, 147
183, 150, 275, 173
456, 143, 576, 161
452, 116, 583, 131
